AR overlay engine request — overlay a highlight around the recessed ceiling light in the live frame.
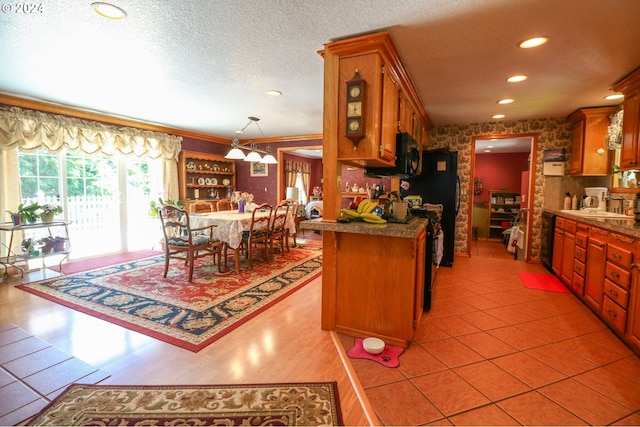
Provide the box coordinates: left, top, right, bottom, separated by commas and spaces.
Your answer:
518, 36, 549, 49
487, 145, 494, 148
266, 90, 282, 96
92, 2, 127, 19
492, 114, 505, 119
498, 99, 514, 105
605, 94, 624, 100
507, 75, 528, 83
484, 149, 492, 152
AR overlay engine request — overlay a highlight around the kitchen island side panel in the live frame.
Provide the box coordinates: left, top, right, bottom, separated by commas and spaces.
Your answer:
332, 232, 420, 348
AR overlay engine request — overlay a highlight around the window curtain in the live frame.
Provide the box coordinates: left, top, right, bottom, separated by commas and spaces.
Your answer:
284, 159, 311, 199
0, 106, 182, 255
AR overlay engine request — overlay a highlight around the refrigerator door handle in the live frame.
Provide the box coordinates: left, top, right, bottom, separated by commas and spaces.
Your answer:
455, 175, 461, 215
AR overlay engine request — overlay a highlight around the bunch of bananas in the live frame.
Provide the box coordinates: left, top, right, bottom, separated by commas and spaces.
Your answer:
340, 200, 387, 224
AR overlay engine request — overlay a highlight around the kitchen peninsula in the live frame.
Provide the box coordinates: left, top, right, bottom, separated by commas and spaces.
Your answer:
302, 218, 428, 348
310, 31, 432, 348
546, 208, 640, 356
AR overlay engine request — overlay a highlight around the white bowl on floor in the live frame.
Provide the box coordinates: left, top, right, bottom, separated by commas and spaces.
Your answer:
363, 337, 385, 355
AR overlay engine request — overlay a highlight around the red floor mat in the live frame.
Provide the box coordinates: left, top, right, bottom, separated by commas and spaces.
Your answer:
519, 271, 570, 293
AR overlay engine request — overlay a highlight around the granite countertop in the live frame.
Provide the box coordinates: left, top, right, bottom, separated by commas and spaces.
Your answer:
546, 208, 640, 238
300, 217, 428, 239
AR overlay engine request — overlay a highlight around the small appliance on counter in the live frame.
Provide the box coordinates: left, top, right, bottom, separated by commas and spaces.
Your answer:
583, 187, 608, 212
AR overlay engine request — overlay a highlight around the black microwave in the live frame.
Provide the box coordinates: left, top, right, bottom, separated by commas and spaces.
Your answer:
365, 132, 420, 178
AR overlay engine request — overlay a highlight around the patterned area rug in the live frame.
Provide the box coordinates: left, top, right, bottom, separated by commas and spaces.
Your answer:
28, 382, 343, 426
17, 246, 322, 352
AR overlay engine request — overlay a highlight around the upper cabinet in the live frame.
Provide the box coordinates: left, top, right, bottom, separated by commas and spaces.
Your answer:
320, 32, 431, 169
612, 67, 640, 171
568, 107, 617, 176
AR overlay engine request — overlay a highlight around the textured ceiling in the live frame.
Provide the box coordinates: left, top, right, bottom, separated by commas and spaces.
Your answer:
1, 0, 639, 142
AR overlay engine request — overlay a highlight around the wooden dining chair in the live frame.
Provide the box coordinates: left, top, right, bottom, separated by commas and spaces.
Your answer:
189, 200, 214, 213
238, 203, 273, 269
217, 199, 232, 211
270, 201, 290, 256
158, 204, 222, 281
289, 202, 306, 248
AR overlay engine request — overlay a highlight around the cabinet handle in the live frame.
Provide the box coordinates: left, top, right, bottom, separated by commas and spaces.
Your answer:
612, 272, 620, 279
608, 309, 617, 318
613, 253, 622, 260
598, 243, 605, 248
608, 288, 619, 297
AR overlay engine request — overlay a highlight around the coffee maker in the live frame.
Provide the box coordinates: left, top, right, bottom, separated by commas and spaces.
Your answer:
583, 187, 608, 212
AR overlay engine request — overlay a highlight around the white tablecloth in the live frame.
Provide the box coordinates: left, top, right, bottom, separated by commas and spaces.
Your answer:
189, 210, 295, 249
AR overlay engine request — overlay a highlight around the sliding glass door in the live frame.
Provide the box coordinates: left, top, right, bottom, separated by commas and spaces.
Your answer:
18, 149, 162, 260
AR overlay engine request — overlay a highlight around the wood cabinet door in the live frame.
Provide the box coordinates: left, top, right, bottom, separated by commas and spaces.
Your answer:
561, 232, 575, 285
569, 118, 584, 175
552, 227, 564, 276
620, 90, 640, 170
585, 237, 607, 312
626, 268, 640, 351
379, 64, 399, 162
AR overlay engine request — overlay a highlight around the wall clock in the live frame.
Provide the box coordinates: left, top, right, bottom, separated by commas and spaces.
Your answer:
345, 70, 365, 148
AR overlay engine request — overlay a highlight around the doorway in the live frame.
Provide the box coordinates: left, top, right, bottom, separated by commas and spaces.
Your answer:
275, 145, 322, 202
470, 134, 537, 261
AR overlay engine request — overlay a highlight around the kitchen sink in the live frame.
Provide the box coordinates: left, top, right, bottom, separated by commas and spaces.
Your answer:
560, 210, 632, 219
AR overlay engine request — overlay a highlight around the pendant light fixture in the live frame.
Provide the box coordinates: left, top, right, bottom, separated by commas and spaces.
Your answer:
224, 117, 277, 164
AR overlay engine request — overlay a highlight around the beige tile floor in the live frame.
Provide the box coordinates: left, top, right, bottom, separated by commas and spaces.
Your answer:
341, 240, 640, 426
0, 325, 109, 426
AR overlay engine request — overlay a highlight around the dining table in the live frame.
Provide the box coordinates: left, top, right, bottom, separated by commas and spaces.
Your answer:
189, 209, 296, 274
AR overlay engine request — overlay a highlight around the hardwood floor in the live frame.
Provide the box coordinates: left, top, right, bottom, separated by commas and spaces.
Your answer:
0, 232, 372, 426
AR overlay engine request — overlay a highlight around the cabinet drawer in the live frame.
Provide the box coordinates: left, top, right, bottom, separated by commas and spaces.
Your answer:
605, 261, 631, 289
571, 272, 584, 294
564, 219, 577, 234
603, 278, 629, 308
575, 231, 588, 248
573, 259, 585, 277
602, 296, 627, 335
607, 244, 633, 268
556, 217, 565, 229
575, 246, 587, 263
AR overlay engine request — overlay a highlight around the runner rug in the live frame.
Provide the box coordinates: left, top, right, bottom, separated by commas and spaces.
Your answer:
17, 245, 322, 352
28, 382, 343, 426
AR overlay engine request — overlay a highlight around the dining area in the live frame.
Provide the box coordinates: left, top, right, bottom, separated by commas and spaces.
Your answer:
158, 197, 299, 280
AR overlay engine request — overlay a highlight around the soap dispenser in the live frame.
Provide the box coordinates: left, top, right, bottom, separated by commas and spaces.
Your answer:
563, 192, 571, 210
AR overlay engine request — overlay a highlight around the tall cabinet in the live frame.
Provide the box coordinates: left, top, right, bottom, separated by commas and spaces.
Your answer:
178, 151, 236, 210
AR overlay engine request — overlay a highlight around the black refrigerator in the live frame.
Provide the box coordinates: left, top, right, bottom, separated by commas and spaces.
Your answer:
407, 149, 459, 267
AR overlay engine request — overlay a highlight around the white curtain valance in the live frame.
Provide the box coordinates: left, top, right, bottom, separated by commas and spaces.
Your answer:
0, 106, 182, 161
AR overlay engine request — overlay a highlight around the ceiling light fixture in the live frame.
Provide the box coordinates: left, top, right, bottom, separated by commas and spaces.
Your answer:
507, 75, 528, 83
224, 117, 278, 164
605, 94, 624, 100
492, 114, 505, 119
497, 99, 514, 104
91, 2, 127, 19
266, 90, 282, 96
518, 36, 549, 49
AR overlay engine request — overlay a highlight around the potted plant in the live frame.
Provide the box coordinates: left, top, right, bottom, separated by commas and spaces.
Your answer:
148, 198, 183, 217
38, 236, 55, 254
52, 236, 68, 252
38, 203, 63, 223
6, 202, 40, 225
